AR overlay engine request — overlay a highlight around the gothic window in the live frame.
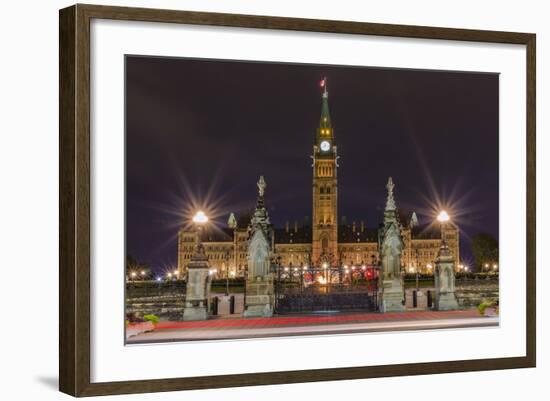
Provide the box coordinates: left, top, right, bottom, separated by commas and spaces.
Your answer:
326, 187, 331, 194
322, 237, 328, 251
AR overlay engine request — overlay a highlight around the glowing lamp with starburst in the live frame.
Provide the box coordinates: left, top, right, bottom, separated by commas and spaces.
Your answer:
192, 210, 209, 225
437, 210, 450, 223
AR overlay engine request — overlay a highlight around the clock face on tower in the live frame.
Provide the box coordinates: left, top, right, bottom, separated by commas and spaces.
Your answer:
320, 140, 331, 152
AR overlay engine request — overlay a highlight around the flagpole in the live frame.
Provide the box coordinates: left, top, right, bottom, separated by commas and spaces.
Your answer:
321, 76, 328, 97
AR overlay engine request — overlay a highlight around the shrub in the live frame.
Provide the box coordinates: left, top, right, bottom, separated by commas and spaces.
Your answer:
143, 314, 160, 325
477, 301, 496, 316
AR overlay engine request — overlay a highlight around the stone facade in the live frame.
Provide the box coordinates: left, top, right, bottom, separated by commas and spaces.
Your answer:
177, 223, 459, 278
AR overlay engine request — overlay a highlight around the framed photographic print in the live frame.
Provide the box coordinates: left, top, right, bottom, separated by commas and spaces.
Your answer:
59, 4, 536, 397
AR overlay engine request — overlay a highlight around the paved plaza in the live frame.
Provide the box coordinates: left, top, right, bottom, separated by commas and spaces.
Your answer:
127, 310, 498, 343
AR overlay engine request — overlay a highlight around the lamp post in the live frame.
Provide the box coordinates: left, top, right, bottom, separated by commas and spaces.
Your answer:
193, 210, 209, 249
224, 251, 230, 296
415, 264, 419, 292
437, 210, 450, 244
228, 212, 237, 279
183, 210, 210, 321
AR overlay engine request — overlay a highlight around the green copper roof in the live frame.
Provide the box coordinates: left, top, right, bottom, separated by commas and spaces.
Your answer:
319, 89, 332, 129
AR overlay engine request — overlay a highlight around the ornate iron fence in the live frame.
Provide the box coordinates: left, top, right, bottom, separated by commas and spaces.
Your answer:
273, 264, 379, 314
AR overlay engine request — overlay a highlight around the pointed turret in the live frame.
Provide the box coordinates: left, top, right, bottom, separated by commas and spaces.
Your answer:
317, 78, 333, 142
320, 78, 331, 129
227, 212, 237, 229
383, 177, 399, 226
385, 177, 396, 211
249, 176, 272, 238
409, 211, 419, 228
378, 177, 406, 312
244, 176, 275, 317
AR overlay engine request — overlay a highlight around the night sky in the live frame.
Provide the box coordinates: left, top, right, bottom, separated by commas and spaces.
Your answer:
126, 56, 499, 273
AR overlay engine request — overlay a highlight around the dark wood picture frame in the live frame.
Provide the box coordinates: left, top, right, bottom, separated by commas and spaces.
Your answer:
59, 3, 536, 397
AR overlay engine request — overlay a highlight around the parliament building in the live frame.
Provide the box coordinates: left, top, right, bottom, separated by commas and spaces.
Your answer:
177, 83, 460, 278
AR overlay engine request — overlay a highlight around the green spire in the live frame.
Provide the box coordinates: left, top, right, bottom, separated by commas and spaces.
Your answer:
319, 78, 331, 129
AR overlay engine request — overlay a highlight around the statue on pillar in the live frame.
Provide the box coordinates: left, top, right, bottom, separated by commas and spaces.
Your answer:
378, 177, 406, 312
434, 241, 459, 310
183, 212, 212, 321
244, 176, 275, 317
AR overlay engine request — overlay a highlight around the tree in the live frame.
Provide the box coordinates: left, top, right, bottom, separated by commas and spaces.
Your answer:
471, 233, 499, 272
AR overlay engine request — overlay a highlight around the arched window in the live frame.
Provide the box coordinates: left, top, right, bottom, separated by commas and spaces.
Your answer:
322, 237, 329, 251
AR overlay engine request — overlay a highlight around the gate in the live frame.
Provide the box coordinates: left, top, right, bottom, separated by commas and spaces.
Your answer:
273, 265, 379, 314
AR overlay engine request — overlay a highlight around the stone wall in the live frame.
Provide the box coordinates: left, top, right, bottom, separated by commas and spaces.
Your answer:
126, 292, 246, 321
126, 295, 184, 321
455, 279, 499, 307
404, 278, 499, 309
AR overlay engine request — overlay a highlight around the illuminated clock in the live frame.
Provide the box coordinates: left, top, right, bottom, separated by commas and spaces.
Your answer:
320, 140, 331, 152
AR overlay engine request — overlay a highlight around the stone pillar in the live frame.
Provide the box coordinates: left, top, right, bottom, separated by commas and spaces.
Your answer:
378, 177, 406, 312
434, 241, 459, 310
244, 275, 274, 317
244, 176, 275, 318
183, 228, 211, 321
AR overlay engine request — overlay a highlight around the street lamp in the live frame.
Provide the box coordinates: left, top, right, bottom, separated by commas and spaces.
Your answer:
437, 210, 450, 223
192, 210, 209, 224
192, 210, 209, 258
224, 251, 230, 296
437, 210, 450, 244
228, 212, 238, 280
